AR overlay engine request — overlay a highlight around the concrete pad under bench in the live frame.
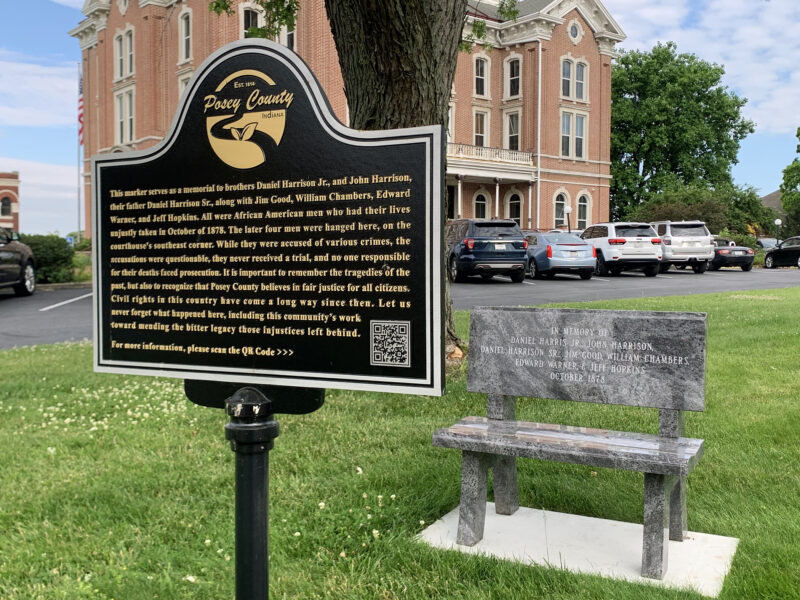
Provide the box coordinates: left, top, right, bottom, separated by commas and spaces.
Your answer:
419, 503, 738, 598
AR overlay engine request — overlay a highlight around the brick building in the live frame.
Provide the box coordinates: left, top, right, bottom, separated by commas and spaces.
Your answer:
0, 171, 21, 231
70, 0, 624, 236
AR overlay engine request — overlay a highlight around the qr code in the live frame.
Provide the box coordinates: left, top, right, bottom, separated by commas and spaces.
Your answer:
370, 320, 411, 367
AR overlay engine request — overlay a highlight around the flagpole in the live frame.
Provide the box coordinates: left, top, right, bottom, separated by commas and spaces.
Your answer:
77, 62, 83, 243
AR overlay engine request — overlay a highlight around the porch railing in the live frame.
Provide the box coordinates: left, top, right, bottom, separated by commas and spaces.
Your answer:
447, 143, 534, 165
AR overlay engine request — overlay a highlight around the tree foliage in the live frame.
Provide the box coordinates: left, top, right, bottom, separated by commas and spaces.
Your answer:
627, 183, 777, 236
610, 42, 754, 219
779, 127, 800, 236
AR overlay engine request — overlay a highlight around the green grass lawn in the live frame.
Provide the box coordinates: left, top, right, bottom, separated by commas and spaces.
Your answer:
1, 289, 799, 599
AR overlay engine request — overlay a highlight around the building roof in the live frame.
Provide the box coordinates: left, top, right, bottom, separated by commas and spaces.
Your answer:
469, 0, 552, 21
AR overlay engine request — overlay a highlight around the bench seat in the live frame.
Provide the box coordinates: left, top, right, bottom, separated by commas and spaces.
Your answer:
434, 416, 704, 477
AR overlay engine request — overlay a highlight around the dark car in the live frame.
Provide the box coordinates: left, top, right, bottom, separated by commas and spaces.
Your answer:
0, 227, 36, 296
446, 219, 527, 283
709, 237, 754, 271
523, 231, 595, 279
764, 236, 800, 269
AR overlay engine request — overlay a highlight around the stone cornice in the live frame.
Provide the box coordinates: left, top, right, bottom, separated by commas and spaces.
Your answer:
70, 0, 110, 49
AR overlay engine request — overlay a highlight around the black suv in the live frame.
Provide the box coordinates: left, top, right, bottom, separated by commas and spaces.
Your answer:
446, 219, 527, 283
0, 227, 36, 296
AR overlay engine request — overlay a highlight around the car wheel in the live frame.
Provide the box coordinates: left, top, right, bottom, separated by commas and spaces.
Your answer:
709, 262, 721, 271
643, 264, 659, 277
14, 261, 36, 296
659, 263, 670, 273
692, 261, 708, 274
595, 254, 609, 276
510, 271, 525, 283
741, 263, 753, 272
528, 260, 541, 279
579, 270, 592, 280
764, 254, 774, 269
797, 256, 800, 269
449, 256, 467, 283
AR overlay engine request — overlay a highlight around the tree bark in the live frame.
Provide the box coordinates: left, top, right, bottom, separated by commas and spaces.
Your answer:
324, 0, 467, 355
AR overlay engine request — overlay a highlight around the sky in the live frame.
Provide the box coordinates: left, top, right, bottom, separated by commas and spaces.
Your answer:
1, 0, 799, 234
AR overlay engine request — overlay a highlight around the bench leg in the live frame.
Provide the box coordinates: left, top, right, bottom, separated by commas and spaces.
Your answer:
457, 451, 491, 546
669, 476, 687, 541
493, 456, 519, 515
642, 473, 670, 579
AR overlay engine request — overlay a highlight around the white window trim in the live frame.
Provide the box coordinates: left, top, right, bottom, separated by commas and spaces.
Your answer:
114, 26, 135, 82
559, 54, 589, 103
178, 72, 193, 98
278, 24, 295, 50
473, 52, 491, 99
567, 18, 585, 45
473, 108, 489, 147
553, 188, 570, 228
576, 191, 592, 230
503, 188, 523, 224
560, 109, 589, 160
114, 84, 135, 146
473, 188, 490, 220
447, 103, 455, 143
178, 6, 193, 65
503, 52, 522, 100
503, 109, 521, 151
240, 2, 265, 39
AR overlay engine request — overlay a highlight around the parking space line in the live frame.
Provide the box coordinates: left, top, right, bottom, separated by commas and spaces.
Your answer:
592, 277, 611, 282
40, 292, 93, 312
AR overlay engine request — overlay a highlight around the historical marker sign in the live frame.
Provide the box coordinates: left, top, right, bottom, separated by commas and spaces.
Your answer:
93, 40, 443, 396
469, 307, 706, 410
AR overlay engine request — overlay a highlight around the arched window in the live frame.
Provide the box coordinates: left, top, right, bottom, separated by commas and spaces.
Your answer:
1, 197, 11, 216
474, 193, 487, 219
507, 193, 521, 226
555, 193, 566, 227
578, 195, 589, 229
575, 63, 585, 100
507, 58, 520, 97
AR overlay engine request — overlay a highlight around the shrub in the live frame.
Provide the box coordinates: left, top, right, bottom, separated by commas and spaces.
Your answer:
19, 234, 75, 283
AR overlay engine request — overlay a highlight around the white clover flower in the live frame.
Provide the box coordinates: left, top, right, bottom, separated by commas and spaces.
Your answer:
318, 502, 325, 510
372, 529, 380, 539
356, 466, 363, 475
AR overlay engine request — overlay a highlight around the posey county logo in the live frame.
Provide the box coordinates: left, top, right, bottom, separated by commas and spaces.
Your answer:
204, 69, 294, 169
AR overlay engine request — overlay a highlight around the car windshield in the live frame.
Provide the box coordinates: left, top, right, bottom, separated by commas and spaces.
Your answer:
543, 234, 585, 244
616, 225, 655, 238
671, 224, 709, 237
715, 238, 732, 246
473, 223, 522, 237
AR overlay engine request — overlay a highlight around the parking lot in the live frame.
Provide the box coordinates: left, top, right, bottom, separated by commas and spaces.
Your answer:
0, 268, 798, 348
451, 267, 800, 310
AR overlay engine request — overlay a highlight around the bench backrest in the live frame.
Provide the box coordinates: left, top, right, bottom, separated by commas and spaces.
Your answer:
467, 307, 706, 412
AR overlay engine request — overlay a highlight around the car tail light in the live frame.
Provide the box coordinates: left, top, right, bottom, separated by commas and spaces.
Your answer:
651, 238, 662, 245
719, 249, 730, 255
522, 239, 528, 249
546, 245, 553, 258
608, 238, 626, 245
592, 246, 597, 258
464, 238, 475, 250
747, 248, 754, 255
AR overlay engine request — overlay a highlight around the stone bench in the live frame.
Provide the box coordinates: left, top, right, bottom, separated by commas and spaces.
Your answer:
433, 307, 707, 580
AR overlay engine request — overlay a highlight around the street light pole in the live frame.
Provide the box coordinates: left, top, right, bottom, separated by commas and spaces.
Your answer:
564, 205, 573, 234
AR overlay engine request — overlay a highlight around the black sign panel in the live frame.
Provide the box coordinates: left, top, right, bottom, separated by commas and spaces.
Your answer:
93, 40, 443, 396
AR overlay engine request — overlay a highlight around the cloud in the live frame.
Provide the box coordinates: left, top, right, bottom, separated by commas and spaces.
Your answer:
49, 0, 84, 9
0, 157, 79, 235
604, 0, 800, 135
0, 59, 78, 128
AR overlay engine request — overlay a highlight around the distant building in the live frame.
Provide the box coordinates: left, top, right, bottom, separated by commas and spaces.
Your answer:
0, 171, 20, 231
70, 0, 624, 236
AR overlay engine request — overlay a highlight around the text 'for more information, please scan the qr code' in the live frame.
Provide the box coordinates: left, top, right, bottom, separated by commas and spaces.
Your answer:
370, 321, 411, 368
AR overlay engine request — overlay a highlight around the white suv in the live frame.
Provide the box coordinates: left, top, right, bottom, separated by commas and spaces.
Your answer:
651, 221, 714, 273
581, 222, 662, 277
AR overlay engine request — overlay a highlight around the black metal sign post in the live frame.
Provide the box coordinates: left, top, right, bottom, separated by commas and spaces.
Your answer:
92, 38, 443, 599
185, 380, 324, 599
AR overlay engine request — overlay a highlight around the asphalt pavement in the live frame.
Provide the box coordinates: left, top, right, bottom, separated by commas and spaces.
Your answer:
1, 268, 798, 348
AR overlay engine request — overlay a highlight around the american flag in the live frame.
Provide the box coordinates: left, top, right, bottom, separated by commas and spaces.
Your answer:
78, 72, 84, 146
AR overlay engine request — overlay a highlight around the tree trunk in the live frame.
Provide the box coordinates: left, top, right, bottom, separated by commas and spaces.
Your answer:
324, 0, 467, 356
